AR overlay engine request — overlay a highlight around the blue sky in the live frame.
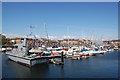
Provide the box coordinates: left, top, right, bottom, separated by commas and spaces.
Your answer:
0, 2, 2, 34
2, 2, 118, 40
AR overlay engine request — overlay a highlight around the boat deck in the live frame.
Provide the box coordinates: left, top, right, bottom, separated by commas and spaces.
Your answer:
6, 53, 61, 60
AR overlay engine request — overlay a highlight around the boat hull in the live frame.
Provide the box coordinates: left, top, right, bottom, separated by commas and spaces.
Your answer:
6, 54, 49, 67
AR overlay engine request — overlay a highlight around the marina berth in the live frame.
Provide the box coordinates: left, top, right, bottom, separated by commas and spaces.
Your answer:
4, 38, 118, 67
3, 31, 118, 67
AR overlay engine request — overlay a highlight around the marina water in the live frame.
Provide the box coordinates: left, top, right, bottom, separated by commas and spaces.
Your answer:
1, 51, 119, 78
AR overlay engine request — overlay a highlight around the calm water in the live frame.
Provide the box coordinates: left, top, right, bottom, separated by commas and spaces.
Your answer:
1, 51, 119, 78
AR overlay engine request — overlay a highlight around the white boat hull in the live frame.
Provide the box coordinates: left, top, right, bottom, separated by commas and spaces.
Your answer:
6, 54, 49, 67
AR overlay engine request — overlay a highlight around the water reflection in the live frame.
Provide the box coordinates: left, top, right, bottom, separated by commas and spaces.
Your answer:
2, 53, 49, 78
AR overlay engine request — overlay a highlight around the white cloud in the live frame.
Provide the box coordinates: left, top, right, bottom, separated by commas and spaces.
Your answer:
2, 33, 118, 41
2, 33, 23, 38
2, 33, 41, 39
48, 36, 58, 40
48, 35, 86, 40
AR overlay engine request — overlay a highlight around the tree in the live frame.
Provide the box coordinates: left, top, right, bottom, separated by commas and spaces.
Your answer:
0, 34, 8, 45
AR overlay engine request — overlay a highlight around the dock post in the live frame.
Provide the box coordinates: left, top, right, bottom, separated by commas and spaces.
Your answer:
61, 51, 64, 63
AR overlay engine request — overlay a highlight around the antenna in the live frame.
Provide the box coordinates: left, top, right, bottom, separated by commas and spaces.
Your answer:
29, 26, 35, 36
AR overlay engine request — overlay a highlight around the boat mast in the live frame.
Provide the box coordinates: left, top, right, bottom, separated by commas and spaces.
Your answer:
67, 26, 69, 47
44, 23, 49, 39
28, 26, 36, 48
43, 23, 49, 46
24, 26, 35, 56
90, 32, 94, 48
